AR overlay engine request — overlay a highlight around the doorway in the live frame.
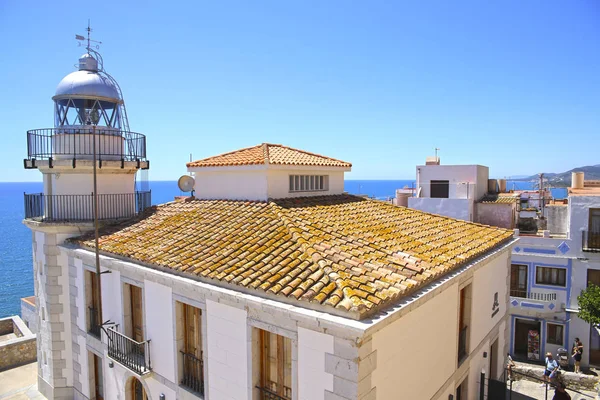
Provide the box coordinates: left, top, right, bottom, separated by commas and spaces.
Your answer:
587, 270, 600, 366
490, 337, 499, 379
130, 378, 147, 400
514, 319, 541, 361
124, 283, 144, 342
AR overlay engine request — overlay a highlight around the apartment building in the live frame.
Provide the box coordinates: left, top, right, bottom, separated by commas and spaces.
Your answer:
510, 175, 600, 367
22, 49, 516, 400
405, 157, 600, 369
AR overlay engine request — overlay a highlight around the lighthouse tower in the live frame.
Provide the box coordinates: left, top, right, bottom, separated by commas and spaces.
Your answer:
23, 30, 150, 399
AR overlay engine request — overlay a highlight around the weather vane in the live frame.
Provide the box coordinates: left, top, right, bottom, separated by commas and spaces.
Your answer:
75, 20, 102, 52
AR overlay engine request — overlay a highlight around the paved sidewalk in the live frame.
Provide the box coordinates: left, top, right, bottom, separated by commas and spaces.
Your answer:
0, 363, 45, 399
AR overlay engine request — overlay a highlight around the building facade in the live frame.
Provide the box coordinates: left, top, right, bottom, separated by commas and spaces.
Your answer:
22, 49, 517, 400
509, 177, 600, 367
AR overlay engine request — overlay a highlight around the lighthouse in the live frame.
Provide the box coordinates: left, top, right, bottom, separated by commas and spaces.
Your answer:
22, 28, 150, 399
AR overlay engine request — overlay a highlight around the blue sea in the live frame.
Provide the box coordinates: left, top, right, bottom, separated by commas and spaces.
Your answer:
0, 179, 567, 318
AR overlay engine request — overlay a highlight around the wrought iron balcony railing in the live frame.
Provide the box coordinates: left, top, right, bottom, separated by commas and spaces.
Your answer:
88, 306, 101, 338
509, 290, 557, 302
458, 326, 468, 364
25, 127, 147, 163
181, 351, 204, 395
256, 386, 292, 400
24, 191, 151, 222
107, 326, 151, 375
583, 230, 600, 253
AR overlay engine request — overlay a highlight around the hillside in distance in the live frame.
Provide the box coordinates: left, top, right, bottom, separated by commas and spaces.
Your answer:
517, 164, 600, 186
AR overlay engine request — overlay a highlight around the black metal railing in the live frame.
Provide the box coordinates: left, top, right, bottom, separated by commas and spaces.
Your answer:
181, 351, 204, 395
88, 306, 101, 338
23, 191, 151, 222
583, 230, 600, 252
510, 290, 557, 302
256, 386, 291, 400
25, 128, 147, 162
107, 327, 151, 375
458, 326, 468, 363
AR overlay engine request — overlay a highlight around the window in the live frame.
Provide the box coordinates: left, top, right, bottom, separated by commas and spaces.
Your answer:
257, 330, 292, 400
178, 303, 204, 395
536, 266, 566, 287
590, 208, 600, 233
458, 284, 472, 364
547, 324, 564, 346
85, 270, 101, 337
430, 180, 449, 198
510, 264, 528, 298
289, 175, 327, 192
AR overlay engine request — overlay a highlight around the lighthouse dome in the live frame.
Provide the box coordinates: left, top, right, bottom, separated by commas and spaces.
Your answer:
53, 53, 120, 103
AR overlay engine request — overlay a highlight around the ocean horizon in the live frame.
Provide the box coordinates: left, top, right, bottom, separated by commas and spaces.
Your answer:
0, 179, 566, 318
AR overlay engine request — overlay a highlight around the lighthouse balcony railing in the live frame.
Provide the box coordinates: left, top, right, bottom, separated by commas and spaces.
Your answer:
25, 127, 147, 162
23, 191, 151, 222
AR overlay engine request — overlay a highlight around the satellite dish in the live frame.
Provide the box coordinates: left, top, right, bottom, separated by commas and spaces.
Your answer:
178, 175, 195, 193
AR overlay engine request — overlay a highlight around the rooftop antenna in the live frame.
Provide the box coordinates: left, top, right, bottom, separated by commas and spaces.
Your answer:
434, 147, 440, 160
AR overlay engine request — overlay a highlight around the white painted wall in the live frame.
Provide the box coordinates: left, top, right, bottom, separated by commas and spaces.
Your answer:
49, 173, 135, 196
144, 280, 176, 382
78, 336, 91, 398
371, 284, 459, 400
570, 195, 600, 259
75, 260, 86, 333
408, 198, 473, 221
297, 327, 334, 400
371, 251, 510, 400
101, 269, 122, 332
189, 165, 349, 201
191, 167, 269, 201
206, 299, 249, 400
470, 254, 509, 346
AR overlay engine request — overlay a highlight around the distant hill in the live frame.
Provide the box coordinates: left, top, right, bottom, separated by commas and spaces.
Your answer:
516, 164, 600, 187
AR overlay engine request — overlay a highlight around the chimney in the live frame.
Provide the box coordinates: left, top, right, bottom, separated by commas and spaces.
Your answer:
572, 172, 584, 189
425, 156, 440, 165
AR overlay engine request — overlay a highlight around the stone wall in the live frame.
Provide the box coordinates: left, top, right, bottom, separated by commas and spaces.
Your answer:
21, 296, 37, 334
0, 316, 37, 371
513, 362, 599, 391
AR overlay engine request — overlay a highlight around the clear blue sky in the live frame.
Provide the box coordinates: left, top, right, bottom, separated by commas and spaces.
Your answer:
0, 1, 598, 181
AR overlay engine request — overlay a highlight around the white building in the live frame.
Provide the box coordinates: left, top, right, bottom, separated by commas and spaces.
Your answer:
407, 157, 518, 229
408, 157, 491, 222
405, 158, 600, 369
509, 174, 600, 368
22, 48, 517, 400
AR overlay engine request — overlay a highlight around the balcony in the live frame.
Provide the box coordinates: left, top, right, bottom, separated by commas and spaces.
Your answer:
510, 290, 557, 302
107, 326, 151, 375
23, 191, 151, 222
256, 386, 292, 400
181, 351, 204, 396
88, 307, 101, 338
583, 230, 600, 253
458, 326, 468, 364
24, 128, 147, 167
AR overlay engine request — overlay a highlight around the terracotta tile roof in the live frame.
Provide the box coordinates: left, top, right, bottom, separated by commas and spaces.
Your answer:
186, 143, 352, 168
479, 193, 520, 204
74, 195, 513, 319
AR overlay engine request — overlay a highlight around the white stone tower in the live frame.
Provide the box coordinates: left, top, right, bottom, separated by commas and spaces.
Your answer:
23, 31, 150, 399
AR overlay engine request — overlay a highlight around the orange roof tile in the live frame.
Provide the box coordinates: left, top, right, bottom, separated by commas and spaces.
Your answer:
479, 193, 520, 204
74, 195, 513, 319
186, 143, 352, 168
